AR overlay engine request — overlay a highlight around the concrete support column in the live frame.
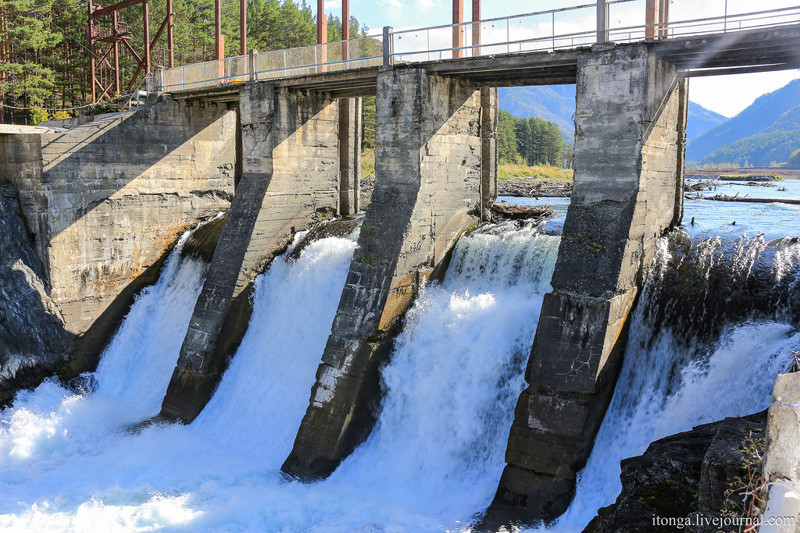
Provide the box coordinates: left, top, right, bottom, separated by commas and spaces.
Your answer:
488, 44, 687, 525
160, 82, 340, 423
480, 86, 498, 219
282, 67, 484, 480
339, 97, 362, 215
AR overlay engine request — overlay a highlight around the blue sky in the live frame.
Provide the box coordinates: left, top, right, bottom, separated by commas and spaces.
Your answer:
322, 0, 800, 117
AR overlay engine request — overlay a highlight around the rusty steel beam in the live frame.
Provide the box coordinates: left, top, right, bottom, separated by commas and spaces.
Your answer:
88, 0, 97, 102
91, 0, 144, 19
659, 0, 669, 39
645, 0, 657, 40
143, 0, 150, 75
342, 0, 349, 59
167, 0, 174, 67
452, 0, 464, 58
472, 0, 480, 55
215, 0, 223, 59
240, 0, 246, 55
317, 0, 327, 45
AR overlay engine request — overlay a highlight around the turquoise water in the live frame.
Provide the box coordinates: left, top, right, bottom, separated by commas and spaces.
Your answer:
498, 177, 800, 240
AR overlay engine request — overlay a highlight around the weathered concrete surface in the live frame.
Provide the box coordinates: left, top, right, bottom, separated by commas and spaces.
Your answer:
489, 43, 688, 525
480, 87, 498, 219
339, 97, 362, 216
160, 82, 341, 423
0, 180, 71, 406
0, 98, 237, 377
282, 67, 486, 480
761, 372, 800, 533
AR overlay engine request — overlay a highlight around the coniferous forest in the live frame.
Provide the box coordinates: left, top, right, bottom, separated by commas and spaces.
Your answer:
0, 0, 365, 123
498, 109, 566, 167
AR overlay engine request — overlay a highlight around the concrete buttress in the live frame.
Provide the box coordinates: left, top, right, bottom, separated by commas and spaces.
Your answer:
339, 97, 362, 216
488, 43, 688, 525
0, 97, 237, 377
282, 67, 490, 480
159, 82, 341, 422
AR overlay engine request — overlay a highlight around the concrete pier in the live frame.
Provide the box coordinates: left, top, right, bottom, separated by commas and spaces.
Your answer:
489, 44, 688, 524
160, 82, 341, 422
282, 67, 492, 480
339, 97, 362, 216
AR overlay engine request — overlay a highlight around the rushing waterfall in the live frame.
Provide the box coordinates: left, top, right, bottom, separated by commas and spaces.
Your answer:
539, 231, 800, 532
2, 214, 798, 532
0, 219, 562, 531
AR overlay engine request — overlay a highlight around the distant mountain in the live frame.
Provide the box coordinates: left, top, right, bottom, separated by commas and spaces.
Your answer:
687, 79, 800, 163
687, 102, 728, 143
498, 86, 576, 142
499, 86, 728, 146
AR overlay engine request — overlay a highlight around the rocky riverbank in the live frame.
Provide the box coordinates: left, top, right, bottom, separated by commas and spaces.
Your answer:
584, 411, 767, 533
497, 177, 573, 197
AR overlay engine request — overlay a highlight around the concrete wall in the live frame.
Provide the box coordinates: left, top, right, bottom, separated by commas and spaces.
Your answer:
160, 82, 341, 423
282, 67, 486, 480
489, 43, 688, 525
0, 98, 237, 375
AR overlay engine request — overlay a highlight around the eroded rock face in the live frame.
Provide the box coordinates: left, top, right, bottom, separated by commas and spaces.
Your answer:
584, 411, 767, 533
0, 181, 71, 406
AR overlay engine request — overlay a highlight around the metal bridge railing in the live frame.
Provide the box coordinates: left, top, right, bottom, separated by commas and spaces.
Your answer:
158, 2, 800, 93
161, 34, 384, 92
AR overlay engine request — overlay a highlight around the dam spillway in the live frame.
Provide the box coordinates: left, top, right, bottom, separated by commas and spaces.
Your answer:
2, 11, 800, 527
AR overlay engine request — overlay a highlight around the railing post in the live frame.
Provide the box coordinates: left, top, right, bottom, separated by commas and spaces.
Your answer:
383, 26, 393, 66
249, 49, 256, 81
154, 66, 165, 94
596, 0, 609, 43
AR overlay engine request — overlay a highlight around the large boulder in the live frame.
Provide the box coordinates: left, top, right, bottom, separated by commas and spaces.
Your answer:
584, 411, 767, 533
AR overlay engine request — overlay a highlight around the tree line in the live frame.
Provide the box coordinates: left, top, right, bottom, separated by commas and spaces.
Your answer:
0, 0, 366, 123
498, 109, 569, 167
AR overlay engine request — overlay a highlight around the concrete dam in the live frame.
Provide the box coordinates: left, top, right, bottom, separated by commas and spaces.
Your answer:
2, 4, 800, 531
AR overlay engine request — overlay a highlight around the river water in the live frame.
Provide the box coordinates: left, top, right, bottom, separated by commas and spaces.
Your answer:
1, 186, 799, 531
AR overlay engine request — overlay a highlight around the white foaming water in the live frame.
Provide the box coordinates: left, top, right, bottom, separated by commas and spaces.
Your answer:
0, 220, 562, 532
0, 228, 206, 464
537, 235, 800, 532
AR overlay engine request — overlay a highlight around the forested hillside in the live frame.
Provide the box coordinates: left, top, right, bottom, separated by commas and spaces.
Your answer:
686, 102, 727, 142
498, 85, 727, 144
687, 79, 800, 165
0, 0, 362, 122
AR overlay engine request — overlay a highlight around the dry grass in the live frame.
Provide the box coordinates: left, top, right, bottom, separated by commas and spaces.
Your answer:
361, 147, 375, 179
499, 163, 573, 181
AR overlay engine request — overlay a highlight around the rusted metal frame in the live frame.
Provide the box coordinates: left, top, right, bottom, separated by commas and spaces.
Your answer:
122, 38, 142, 64
342, 0, 349, 60
472, 0, 480, 55
91, 0, 144, 19
112, 11, 120, 93
317, 0, 327, 69
452, 0, 464, 58
215, 0, 223, 59
166, 0, 174, 67
143, 0, 150, 76
126, 5, 174, 91
88, 0, 97, 102
645, 0, 657, 40
659, 0, 669, 39
239, 0, 246, 56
